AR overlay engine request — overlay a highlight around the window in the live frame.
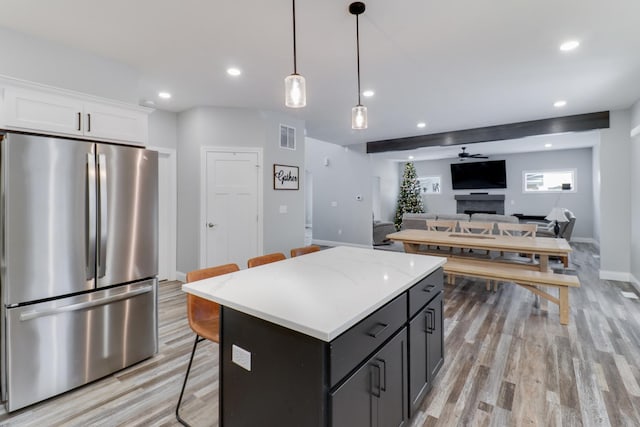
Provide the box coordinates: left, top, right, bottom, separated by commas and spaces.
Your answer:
522, 169, 576, 193
279, 124, 296, 150
418, 176, 441, 194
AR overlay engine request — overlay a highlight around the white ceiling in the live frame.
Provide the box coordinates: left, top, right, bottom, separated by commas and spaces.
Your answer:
0, 0, 639, 147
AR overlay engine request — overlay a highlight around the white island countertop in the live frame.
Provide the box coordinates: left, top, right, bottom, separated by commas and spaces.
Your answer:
182, 246, 446, 342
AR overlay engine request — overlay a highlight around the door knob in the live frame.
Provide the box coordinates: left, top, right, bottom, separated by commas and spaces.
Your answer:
207, 222, 216, 228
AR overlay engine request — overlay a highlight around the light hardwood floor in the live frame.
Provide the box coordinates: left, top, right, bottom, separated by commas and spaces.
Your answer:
1, 242, 639, 426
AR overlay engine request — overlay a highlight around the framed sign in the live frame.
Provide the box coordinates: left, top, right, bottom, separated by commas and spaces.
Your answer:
418, 176, 441, 194
274, 164, 299, 190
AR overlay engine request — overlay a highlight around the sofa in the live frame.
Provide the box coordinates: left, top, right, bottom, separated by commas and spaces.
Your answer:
534, 209, 576, 241
373, 219, 397, 245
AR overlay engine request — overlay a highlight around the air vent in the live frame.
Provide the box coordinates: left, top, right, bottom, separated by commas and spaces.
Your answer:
280, 124, 296, 150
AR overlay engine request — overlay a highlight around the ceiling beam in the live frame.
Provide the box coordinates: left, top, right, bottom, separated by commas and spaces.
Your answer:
366, 111, 610, 154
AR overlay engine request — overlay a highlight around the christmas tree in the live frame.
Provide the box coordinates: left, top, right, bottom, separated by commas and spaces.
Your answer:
394, 162, 424, 230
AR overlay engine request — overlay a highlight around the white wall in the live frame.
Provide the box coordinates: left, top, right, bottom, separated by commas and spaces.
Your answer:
408, 146, 595, 239
149, 110, 178, 150
598, 109, 632, 279
306, 138, 373, 247
176, 107, 305, 274
630, 100, 640, 285
592, 142, 601, 244
261, 111, 306, 254
370, 157, 400, 223
0, 26, 138, 103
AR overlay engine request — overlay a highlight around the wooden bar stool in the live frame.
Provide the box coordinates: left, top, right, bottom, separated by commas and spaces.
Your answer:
290, 245, 321, 257
176, 263, 239, 427
247, 252, 286, 268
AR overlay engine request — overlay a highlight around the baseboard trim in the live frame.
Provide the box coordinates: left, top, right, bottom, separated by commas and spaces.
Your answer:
599, 270, 631, 282
630, 274, 640, 293
312, 239, 373, 250
176, 271, 186, 283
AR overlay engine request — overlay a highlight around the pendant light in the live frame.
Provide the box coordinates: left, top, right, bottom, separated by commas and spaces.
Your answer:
285, 0, 306, 108
350, 2, 367, 129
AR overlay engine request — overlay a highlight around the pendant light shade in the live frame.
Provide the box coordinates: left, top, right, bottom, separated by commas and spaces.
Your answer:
285, 74, 306, 108
349, 2, 367, 129
285, 0, 306, 108
352, 105, 367, 129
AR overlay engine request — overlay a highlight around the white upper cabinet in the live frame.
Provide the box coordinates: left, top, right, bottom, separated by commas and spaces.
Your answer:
83, 101, 148, 144
4, 88, 85, 136
0, 78, 151, 145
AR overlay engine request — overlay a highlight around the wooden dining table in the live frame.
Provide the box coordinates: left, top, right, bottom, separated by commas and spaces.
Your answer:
386, 229, 572, 272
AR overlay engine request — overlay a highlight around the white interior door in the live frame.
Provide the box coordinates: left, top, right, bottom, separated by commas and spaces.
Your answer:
203, 150, 260, 268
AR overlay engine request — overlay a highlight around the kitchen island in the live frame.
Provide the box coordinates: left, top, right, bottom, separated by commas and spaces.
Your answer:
183, 246, 446, 427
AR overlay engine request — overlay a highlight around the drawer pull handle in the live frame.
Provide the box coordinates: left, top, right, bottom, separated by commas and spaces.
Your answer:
422, 284, 436, 292
366, 322, 389, 338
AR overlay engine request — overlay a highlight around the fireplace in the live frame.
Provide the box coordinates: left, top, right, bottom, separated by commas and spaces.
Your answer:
464, 210, 497, 215
455, 194, 505, 215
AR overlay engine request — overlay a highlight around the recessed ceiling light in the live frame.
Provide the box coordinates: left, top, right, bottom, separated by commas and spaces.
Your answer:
408, 155, 415, 160
227, 67, 242, 76
363, 90, 375, 97
545, 143, 552, 148
158, 92, 171, 99
554, 100, 567, 108
560, 40, 580, 51
417, 122, 427, 129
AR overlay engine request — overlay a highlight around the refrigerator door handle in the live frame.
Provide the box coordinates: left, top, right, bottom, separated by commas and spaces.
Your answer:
98, 153, 108, 278
18, 285, 153, 321
86, 153, 97, 280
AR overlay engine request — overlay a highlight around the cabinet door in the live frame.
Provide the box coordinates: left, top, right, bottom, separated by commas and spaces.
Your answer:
409, 292, 444, 417
84, 102, 148, 144
330, 360, 374, 427
408, 309, 429, 416
377, 329, 409, 427
426, 293, 444, 380
3, 87, 83, 136
331, 329, 408, 427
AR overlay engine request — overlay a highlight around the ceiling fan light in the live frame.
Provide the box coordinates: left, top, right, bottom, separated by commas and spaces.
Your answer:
285, 74, 306, 108
352, 105, 368, 129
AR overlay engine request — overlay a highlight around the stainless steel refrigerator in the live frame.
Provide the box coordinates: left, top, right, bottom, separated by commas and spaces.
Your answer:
0, 132, 159, 411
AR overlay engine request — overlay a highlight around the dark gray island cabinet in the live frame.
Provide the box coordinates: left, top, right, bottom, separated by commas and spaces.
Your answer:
183, 246, 445, 427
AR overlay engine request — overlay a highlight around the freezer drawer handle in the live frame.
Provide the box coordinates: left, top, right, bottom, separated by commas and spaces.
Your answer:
18, 285, 153, 321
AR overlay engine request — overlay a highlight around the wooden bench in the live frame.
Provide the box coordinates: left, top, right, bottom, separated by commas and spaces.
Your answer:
443, 258, 580, 325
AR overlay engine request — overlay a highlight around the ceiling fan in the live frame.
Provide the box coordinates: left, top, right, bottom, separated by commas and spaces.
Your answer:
458, 147, 488, 160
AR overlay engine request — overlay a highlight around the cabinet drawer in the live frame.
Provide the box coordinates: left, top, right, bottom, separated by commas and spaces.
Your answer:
408, 268, 443, 318
329, 293, 407, 387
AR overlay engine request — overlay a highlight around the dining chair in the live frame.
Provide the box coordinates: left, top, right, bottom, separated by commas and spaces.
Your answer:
176, 263, 240, 427
290, 245, 321, 257
458, 221, 494, 235
458, 221, 495, 289
247, 252, 286, 268
489, 222, 539, 292
498, 222, 538, 261
426, 219, 458, 253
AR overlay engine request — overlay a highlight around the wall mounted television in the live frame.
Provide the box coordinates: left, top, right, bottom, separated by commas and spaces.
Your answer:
450, 160, 507, 189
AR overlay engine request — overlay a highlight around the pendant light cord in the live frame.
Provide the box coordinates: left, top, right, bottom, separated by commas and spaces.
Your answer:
292, 0, 298, 74
356, 13, 361, 105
